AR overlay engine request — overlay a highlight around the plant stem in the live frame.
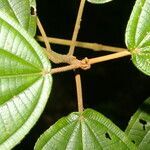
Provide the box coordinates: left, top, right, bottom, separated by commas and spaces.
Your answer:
68, 0, 86, 55
51, 51, 131, 74
51, 64, 80, 74
37, 17, 52, 52
37, 17, 79, 64
37, 17, 60, 63
37, 36, 127, 52
89, 50, 130, 65
75, 72, 84, 112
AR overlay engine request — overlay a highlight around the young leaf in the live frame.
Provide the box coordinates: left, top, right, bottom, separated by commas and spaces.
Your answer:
0, 11, 52, 149
35, 109, 136, 150
87, 0, 112, 4
125, 97, 150, 149
0, 0, 37, 37
125, 0, 150, 76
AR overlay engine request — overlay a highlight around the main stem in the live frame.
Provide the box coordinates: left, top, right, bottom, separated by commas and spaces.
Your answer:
68, 0, 86, 55
37, 36, 127, 52
51, 51, 131, 74
75, 72, 84, 112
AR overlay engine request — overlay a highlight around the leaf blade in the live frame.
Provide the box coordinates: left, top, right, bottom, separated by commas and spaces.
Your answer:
125, 97, 150, 149
0, 11, 52, 149
87, 0, 113, 4
35, 109, 136, 150
125, 0, 150, 76
0, 0, 37, 36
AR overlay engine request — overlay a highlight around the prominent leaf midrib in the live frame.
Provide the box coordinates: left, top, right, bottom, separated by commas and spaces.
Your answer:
43, 120, 79, 149
0, 74, 42, 106
83, 113, 133, 149
80, 121, 83, 150
0, 48, 42, 71
86, 117, 132, 148
5, 0, 20, 24
1, 78, 44, 145
134, 1, 147, 47
127, 0, 150, 49
84, 110, 136, 149
85, 119, 108, 143
0, 2, 52, 148
5, 0, 31, 30
63, 121, 80, 150
83, 121, 103, 149
137, 0, 150, 47
0, 15, 43, 69
35, 110, 137, 150
127, 112, 150, 147
125, 0, 145, 50
127, 129, 143, 137
0, 0, 37, 37
138, 129, 150, 148
85, 118, 125, 149
126, 111, 141, 134
0, 72, 42, 78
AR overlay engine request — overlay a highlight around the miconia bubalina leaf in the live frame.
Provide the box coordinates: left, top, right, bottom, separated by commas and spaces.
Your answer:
0, 11, 52, 149
125, 0, 150, 76
0, 0, 37, 37
87, 0, 113, 4
126, 97, 150, 149
35, 109, 136, 150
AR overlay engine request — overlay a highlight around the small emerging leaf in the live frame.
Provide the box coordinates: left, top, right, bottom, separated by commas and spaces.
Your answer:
0, 11, 52, 149
87, 0, 113, 4
125, 0, 150, 76
126, 97, 150, 149
35, 109, 136, 150
0, 0, 37, 37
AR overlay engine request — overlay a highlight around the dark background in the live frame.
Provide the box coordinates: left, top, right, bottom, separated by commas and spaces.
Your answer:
15, 0, 150, 149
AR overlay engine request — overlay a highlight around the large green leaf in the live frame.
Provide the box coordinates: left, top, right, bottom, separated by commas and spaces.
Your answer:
0, 11, 52, 149
35, 109, 136, 150
87, 0, 112, 4
125, 0, 150, 76
0, 0, 37, 37
125, 97, 150, 149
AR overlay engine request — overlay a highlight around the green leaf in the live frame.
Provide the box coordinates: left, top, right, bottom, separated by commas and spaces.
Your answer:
0, 11, 52, 149
125, 0, 150, 76
125, 97, 150, 149
0, 0, 37, 37
35, 109, 136, 150
87, 0, 112, 4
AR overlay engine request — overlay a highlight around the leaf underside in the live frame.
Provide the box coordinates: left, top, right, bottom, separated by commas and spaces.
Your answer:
0, 11, 52, 150
125, 0, 150, 76
87, 0, 112, 4
35, 109, 136, 150
0, 0, 37, 37
125, 97, 150, 149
